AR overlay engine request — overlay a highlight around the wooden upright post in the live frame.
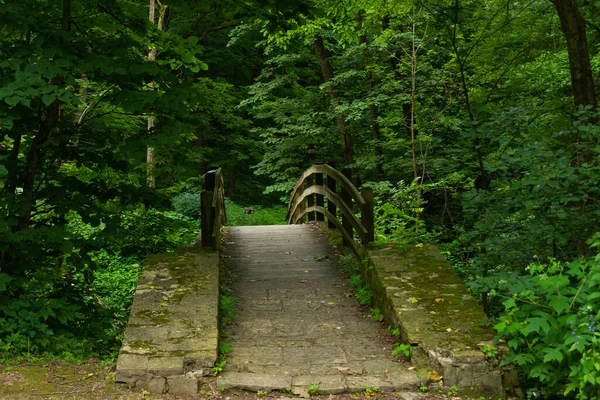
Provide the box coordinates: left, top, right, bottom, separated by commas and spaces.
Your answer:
201, 190, 214, 248
315, 173, 325, 221
361, 187, 375, 244
307, 175, 315, 221
201, 170, 217, 249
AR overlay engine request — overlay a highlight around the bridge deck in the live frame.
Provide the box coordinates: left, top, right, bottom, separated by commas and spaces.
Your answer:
218, 224, 420, 394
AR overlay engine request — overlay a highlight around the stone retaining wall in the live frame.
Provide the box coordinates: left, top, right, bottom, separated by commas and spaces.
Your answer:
363, 244, 521, 399
115, 247, 219, 396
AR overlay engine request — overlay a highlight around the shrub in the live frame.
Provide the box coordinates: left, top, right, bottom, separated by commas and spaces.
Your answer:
494, 240, 600, 399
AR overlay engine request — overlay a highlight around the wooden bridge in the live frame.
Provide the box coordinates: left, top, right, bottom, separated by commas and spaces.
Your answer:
115, 165, 520, 398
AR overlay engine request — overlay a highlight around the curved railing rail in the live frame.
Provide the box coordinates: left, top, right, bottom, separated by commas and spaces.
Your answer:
201, 168, 227, 250
286, 164, 374, 247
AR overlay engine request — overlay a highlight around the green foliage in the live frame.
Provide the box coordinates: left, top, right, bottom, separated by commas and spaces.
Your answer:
355, 286, 373, 306
172, 190, 202, 220
219, 295, 237, 327
387, 326, 401, 338
307, 383, 319, 395
391, 343, 411, 360
225, 200, 287, 226
0, 208, 195, 360
494, 248, 600, 399
481, 345, 497, 359
338, 254, 359, 276
370, 308, 382, 321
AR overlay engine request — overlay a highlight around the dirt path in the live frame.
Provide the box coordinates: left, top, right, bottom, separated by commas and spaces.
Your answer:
219, 225, 420, 395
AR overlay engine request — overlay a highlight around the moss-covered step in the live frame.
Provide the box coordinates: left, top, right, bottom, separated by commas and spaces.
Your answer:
115, 246, 219, 395
365, 244, 520, 399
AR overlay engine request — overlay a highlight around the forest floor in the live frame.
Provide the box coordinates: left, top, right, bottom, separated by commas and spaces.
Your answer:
0, 359, 461, 400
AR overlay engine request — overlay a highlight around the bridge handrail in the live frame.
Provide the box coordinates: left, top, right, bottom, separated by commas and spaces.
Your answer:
286, 164, 374, 246
201, 168, 227, 250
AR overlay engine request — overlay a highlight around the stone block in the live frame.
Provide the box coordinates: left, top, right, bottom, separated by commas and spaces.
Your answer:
168, 375, 199, 396
387, 370, 422, 389
345, 375, 396, 393
147, 377, 166, 394
292, 374, 345, 395
217, 372, 292, 392
116, 354, 148, 375
147, 356, 183, 375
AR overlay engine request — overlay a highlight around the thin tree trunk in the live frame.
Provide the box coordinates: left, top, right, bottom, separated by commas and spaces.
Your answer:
357, 13, 384, 180
146, 0, 167, 188
312, 35, 354, 174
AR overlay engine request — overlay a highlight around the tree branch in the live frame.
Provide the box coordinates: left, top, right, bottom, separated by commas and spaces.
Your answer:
199, 21, 239, 43
183, 10, 210, 39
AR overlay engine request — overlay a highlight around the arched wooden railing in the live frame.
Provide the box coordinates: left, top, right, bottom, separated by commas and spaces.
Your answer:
286, 164, 374, 247
201, 168, 227, 250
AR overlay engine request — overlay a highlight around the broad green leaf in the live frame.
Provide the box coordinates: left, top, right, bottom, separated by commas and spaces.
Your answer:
548, 296, 571, 314
42, 93, 56, 106
525, 317, 550, 335
542, 347, 564, 363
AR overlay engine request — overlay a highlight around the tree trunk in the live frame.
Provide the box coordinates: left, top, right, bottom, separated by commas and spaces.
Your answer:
146, 0, 168, 188
312, 35, 354, 174
357, 13, 384, 180
17, 0, 70, 230
550, 0, 597, 109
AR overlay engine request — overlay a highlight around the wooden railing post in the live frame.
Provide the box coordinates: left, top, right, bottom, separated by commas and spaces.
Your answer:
201, 173, 215, 249
361, 187, 375, 244
327, 169, 337, 229
201, 169, 221, 250
307, 175, 315, 221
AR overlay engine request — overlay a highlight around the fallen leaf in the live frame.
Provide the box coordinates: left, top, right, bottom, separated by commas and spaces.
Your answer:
160, 302, 168, 307
435, 298, 444, 303
410, 298, 418, 304
384, 368, 389, 374
446, 328, 453, 333
149, 286, 156, 289
334, 367, 349, 373
398, 311, 402, 315
407, 366, 416, 370
429, 370, 443, 381
328, 302, 336, 306
415, 243, 424, 248
263, 296, 272, 301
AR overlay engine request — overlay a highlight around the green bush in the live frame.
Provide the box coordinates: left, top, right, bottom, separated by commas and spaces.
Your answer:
225, 200, 286, 226
172, 190, 202, 220
494, 240, 600, 399
0, 208, 197, 361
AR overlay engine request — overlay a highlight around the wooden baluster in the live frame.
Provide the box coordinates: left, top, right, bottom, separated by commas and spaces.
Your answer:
327, 170, 337, 229
341, 168, 353, 246
315, 172, 325, 221
306, 175, 315, 221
